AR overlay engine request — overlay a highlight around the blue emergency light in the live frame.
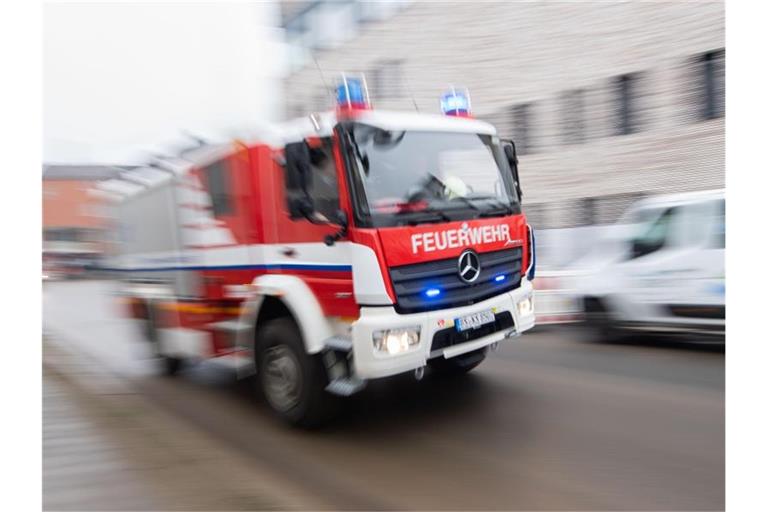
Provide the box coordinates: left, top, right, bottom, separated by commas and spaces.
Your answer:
336, 76, 370, 110
425, 288, 441, 298
440, 88, 471, 117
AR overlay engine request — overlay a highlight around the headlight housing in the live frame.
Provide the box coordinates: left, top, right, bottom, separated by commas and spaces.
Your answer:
372, 326, 421, 355
517, 295, 534, 317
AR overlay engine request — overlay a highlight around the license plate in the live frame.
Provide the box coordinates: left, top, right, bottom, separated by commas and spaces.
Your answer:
455, 309, 495, 332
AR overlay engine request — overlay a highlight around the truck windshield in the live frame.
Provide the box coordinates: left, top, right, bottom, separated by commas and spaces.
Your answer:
344, 123, 520, 227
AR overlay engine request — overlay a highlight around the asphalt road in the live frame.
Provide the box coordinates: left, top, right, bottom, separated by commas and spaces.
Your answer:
43, 280, 724, 510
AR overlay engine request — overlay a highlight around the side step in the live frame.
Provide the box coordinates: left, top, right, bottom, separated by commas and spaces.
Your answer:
325, 377, 367, 396
322, 336, 366, 396
324, 336, 353, 352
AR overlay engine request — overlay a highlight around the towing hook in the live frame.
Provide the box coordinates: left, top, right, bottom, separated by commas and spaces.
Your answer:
414, 366, 425, 381
490, 342, 500, 352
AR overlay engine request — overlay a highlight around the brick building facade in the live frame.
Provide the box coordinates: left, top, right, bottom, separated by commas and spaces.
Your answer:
43, 165, 124, 257
281, 1, 724, 228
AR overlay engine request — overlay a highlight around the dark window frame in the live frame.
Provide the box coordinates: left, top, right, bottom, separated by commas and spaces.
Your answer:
701, 49, 725, 120
615, 73, 639, 136
511, 103, 533, 155
204, 159, 234, 217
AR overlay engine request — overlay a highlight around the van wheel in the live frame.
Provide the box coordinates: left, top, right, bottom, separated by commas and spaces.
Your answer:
429, 347, 487, 376
583, 297, 624, 343
143, 301, 184, 376
256, 317, 337, 428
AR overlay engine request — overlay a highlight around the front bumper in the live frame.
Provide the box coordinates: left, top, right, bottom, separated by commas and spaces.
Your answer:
351, 279, 535, 379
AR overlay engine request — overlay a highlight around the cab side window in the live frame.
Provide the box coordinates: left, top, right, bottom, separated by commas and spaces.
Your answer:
307, 138, 339, 220
285, 137, 339, 220
630, 207, 678, 259
204, 159, 233, 217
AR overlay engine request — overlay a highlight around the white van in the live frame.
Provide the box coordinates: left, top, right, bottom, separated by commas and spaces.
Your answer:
570, 190, 725, 341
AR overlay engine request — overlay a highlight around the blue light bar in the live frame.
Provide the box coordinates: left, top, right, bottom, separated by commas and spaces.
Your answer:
425, 288, 441, 298
494, 274, 507, 282
440, 88, 471, 116
336, 77, 368, 108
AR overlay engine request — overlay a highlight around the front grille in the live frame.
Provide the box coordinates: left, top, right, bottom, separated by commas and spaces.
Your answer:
431, 311, 514, 353
389, 247, 523, 314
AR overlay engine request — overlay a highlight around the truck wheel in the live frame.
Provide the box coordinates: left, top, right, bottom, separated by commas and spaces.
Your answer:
143, 301, 184, 377
428, 347, 487, 376
256, 317, 337, 428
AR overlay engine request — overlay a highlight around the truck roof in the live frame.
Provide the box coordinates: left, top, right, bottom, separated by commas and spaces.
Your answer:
272, 109, 497, 145
92, 109, 501, 201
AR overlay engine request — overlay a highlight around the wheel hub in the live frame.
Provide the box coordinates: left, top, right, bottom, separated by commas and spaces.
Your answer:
263, 345, 302, 412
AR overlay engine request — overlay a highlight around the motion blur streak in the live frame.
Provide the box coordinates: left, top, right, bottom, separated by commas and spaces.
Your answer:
43, 1, 724, 510
44, 280, 723, 510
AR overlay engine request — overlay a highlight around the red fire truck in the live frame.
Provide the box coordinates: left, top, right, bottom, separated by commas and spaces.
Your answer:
98, 77, 536, 426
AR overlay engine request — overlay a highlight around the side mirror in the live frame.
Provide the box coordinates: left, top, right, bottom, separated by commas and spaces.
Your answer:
284, 141, 314, 218
629, 238, 660, 260
324, 209, 349, 246
502, 140, 523, 200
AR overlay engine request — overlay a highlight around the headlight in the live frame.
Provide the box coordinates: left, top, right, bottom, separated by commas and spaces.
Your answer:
517, 295, 534, 316
372, 326, 421, 355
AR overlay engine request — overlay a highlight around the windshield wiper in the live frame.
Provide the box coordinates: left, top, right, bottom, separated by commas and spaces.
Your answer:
396, 205, 451, 226
449, 194, 482, 212
346, 132, 370, 175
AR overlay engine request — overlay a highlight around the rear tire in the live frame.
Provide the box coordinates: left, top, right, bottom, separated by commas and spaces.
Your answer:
143, 301, 184, 376
255, 317, 337, 428
428, 347, 487, 376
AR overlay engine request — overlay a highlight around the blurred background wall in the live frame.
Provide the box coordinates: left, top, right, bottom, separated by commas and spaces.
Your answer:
281, 0, 724, 266
42, 1, 725, 271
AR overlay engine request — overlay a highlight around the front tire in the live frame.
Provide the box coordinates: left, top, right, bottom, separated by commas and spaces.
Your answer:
428, 347, 487, 376
256, 317, 337, 427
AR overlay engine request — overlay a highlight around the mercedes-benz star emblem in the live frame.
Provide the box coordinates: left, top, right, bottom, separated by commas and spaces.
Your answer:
457, 250, 481, 283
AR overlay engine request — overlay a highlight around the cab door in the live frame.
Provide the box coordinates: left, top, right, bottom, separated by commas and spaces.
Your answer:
268, 136, 358, 318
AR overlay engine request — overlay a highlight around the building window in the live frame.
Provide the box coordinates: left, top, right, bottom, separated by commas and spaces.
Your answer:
561, 89, 585, 145
580, 197, 597, 226
701, 49, 725, 120
510, 103, 534, 155
369, 59, 403, 99
614, 74, 639, 136
204, 159, 233, 217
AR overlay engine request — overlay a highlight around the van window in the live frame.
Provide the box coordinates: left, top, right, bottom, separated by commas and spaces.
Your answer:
204, 159, 233, 217
629, 207, 678, 259
712, 199, 725, 248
